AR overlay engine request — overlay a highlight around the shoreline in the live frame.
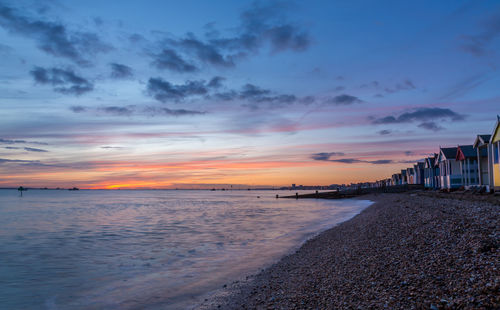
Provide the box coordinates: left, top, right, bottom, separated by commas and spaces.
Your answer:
194, 192, 499, 309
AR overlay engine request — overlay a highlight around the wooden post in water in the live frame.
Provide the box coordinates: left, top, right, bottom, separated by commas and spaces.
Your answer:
295, 192, 298, 199
18, 186, 26, 197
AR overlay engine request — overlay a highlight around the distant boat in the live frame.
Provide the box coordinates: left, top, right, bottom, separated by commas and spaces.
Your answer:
68, 187, 79, 191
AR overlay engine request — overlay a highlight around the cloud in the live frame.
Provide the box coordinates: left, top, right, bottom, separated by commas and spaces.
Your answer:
0, 158, 43, 165
31, 66, 93, 95
151, 49, 198, 73
143, 106, 205, 116
0, 138, 48, 145
100, 106, 133, 116
110, 63, 133, 79
384, 79, 415, 94
377, 129, 391, 135
233, 1, 310, 52
417, 121, 443, 131
372, 108, 465, 127
69, 104, 205, 117
152, 1, 310, 72
0, 4, 111, 66
207, 76, 225, 88
101, 146, 123, 149
175, 35, 235, 67
147, 77, 208, 102
324, 94, 363, 105
310, 152, 345, 161
70, 106, 86, 113
24, 147, 48, 152
460, 12, 500, 56
311, 152, 394, 164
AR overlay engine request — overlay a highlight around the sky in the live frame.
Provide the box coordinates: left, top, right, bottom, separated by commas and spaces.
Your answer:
0, 0, 499, 189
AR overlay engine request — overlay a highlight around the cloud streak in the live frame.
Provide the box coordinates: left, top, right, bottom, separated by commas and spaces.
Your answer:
110, 63, 133, 79
372, 107, 465, 131
31, 67, 93, 95
0, 4, 111, 66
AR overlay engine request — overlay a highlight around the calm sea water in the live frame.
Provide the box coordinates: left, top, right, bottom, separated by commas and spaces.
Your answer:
0, 189, 371, 309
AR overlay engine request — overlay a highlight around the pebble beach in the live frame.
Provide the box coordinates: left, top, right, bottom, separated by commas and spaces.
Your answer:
195, 192, 499, 309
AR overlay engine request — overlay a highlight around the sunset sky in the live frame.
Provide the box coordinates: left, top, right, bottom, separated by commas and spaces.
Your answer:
1, 0, 499, 189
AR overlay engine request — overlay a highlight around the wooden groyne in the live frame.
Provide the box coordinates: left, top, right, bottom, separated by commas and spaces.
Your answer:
280, 184, 425, 199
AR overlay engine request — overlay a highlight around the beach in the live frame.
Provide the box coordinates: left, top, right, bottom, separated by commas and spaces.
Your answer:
195, 192, 499, 309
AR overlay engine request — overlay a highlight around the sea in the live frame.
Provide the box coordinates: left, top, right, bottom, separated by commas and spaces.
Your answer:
0, 189, 372, 309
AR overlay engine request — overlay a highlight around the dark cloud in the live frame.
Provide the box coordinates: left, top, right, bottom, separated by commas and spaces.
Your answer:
311, 153, 394, 164
207, 76, 225, 88
373, 108, 465, 127
0, 158, 42, 165
110, 63, 133, 79
417, 121, 443, 131
31, 67, 93, 95
147, 77, 208, 102
4, 146, 20, 149
311, 152, 345, 161
101, 146, 123, 149
100, 106, 133, 116
175, 35, 235, 67
404, 151, 413, 156
151, 49, 198, 73
0, 4, 111, 66
299, 96, 315, 104
378, 129, 391, 135
152, 1, 310, 72
143, 106, 205, 116
69, 104, 205, 117
0, 138, 48, 145
237, 84, 299, 108
370, 159, 393, 164
384, 79, 415, 94
70, 106, 86, 113
24, 147, 48, 152
334, 86, 345, 92
239, 83, 271, 99
324, 94, 363, 105
460, 12, 500, 56
213, 90, 238, 101
234, 1, 310, 52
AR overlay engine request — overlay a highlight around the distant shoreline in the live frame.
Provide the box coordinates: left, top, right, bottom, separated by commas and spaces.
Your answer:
195, 192, 499, 309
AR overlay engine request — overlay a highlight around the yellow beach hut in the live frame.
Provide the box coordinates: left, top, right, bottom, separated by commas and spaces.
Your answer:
491, 115, 500, 192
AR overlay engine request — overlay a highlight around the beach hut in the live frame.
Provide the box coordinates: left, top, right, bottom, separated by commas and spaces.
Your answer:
406, 167, 415, 184
401, 170, 408, 185
455, 145, 479, 188
491, 116, 500, 192
473, 134, 492, 191
424, 155, 437, 188
414, 162, 425, 185
436, 147, 461, 190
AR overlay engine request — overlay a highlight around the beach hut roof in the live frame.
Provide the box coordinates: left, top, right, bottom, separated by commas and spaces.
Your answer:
440, 147, 458, 160
456, 145, 476, 161
491, 115, 500, 143
473, 134, 491, 148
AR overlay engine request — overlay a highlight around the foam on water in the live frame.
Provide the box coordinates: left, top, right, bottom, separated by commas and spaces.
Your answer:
0, 189, 372, 309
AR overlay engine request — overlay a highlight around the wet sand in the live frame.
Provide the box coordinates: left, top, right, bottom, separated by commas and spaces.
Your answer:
194, 192, 499, 309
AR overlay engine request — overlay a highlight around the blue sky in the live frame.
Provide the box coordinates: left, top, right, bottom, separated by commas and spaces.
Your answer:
0, 0, 499, 188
